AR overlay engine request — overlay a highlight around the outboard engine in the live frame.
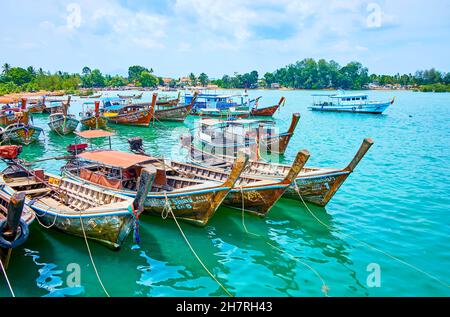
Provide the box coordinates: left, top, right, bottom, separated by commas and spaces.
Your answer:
128, 137, 144, 154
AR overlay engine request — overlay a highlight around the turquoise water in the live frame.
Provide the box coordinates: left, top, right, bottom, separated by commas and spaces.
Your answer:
1, 89, 449, 297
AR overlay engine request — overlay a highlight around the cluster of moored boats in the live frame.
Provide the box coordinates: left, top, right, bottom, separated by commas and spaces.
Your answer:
0, 90, 377, 270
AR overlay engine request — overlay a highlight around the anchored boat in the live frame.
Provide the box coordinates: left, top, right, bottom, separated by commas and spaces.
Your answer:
0, 148, 141, 249
197, 113, 300, 156
1, 123, 43, 145
183, 138, 374, 207
0, 146, 35, 269
80, 101, 108, 129
48, 100, 79, 135
129, 137, 310, 217
0, 99, 30, 126
250, 97, 285, 117
60, 130, 248, 226
104, 94, 156, 126
309, 93, 395, 114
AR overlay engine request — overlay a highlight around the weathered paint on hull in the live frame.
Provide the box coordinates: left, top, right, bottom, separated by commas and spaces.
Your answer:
0, 112, 29, 126
251, 104, 279, 116
80, 116, 108, 129
3, 127, 43, 145
154, 104, 192, 122
142, 189, 230, 226
283, 171, 350, 206
224, 185, 288, 216
48, 117, 79, 135
106, 110, 151, 126
28, 104, 45, 114
31, 207, 134, 250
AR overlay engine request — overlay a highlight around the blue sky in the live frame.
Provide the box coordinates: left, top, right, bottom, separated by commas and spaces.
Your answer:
1, 0, 449, 78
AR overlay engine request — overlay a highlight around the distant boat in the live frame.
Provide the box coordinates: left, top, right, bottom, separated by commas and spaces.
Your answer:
309, 93, 395, 114
117, 92, 143, 99
250, 97, 285, 117
80, 101, 107, 129
48, 99, 79, 135
48, 113, 79, 135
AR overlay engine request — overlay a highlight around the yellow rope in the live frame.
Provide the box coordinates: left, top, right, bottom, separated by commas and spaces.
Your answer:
293, 183, 450, 289
78, 212, 111, 297
0, 256, 15, 297
163, 193, 233, 297
239, 186, 329, 296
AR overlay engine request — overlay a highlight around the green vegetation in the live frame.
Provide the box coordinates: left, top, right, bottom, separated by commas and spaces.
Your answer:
1, 60, 448, 96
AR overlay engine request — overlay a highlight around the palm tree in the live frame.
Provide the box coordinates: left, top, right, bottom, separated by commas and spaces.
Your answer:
2, 63, 11, 75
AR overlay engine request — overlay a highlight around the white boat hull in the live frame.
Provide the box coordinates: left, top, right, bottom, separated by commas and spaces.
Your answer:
309, 101, 391, 114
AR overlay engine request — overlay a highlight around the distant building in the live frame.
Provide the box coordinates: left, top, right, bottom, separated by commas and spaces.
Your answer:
271, 83, 281, 89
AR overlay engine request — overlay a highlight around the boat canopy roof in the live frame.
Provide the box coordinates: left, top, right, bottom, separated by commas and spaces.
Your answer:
75, 130, 115, 139
78, 150, 154, 169
200, 118, 274, 127
311, 93, 368, 98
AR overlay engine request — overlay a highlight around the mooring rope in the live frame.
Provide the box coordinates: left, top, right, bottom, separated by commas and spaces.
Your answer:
162, 192, 234, 297
239, 186, 329, 296
0, 257, 15, 297
293, 183, 450, 289
78, 213, 111, 297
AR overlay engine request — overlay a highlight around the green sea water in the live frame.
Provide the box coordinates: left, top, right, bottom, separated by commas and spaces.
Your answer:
1, 89, 449, 297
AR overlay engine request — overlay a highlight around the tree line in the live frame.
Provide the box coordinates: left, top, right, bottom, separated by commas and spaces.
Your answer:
1, 59, 449, 96
0, 64, 162, 95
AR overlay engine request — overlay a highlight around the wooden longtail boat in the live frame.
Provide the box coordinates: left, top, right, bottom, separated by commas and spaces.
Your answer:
251, 97, 285, 117
104, 94, 156, 127
117, 93, 143, 100
80, 101, 108, 129
1, 123, 43, 145
129, 138, 310, 216
199, 108, 250, 119
198, 113, 300, 156
0, 148, 35, 269
61, 149, 248, 226
183, 139, 374, 207
27, 97, 46, 114
48, 114, 79, 135
156, 92, 181, 107
43, 96, 71, 114
79, 93, 102, 99
0, 154, 140, 250
134, 92, 197, 122
0, 99, 30, 126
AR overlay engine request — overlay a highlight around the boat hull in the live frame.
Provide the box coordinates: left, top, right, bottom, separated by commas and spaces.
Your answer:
30, 205, 134, 250
309, 102, 391, 114
27, 104, 45, 114
80, 116, 108, 129
0, 111, 29, 126
251, 104, 279, 116
154, 104, 192, 122
62, 172, 231, 226
2, 126, 43, 145
105, 109, 151, 126
48, 116, 79, 135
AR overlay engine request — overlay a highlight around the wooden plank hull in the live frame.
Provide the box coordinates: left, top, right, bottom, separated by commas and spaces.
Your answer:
169, 150, 309, 217
31, 206, 134, 249
27, 104, 46, 114
0, 111, 29, 126
0, 173, 135, 250
48, 116, 79, 135
251, 104, 279, 116
80, 116, 108, 129
154, 103, 192, 122
63, 172, 233, 226
2, 125, 43, 145
185, 138, 373, 207
105, 109, 151, 126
